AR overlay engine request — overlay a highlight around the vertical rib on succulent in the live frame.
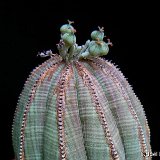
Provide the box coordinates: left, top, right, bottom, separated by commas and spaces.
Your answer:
18, 60, 61, 160
93, 58, 151, 144
95, 61, 147, 152
12, 54, 62, 133
75, 61, 120, 160
87, 57, 150, 159
55, 64, 73, 160
12, 55, 62, 159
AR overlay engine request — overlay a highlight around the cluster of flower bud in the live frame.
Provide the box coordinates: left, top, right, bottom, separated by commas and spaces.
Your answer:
57, 20, 113, 60
60, 20, 76, 46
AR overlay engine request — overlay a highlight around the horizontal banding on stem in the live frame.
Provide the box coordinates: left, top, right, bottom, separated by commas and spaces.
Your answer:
19, 62, 60, 160
75, 61, 120, 160
89, 58, 148, 158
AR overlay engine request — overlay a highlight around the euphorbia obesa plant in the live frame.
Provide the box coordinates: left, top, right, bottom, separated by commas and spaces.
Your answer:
12, 20, 151, 160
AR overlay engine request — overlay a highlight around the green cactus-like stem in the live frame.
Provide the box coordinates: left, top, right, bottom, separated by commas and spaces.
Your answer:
12, 21, 151, 160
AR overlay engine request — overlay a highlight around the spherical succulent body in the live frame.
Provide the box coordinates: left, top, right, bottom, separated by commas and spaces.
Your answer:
12, 21, 151, 160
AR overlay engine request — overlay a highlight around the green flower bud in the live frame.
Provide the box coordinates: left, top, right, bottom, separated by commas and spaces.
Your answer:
62, 33, 76, 46
88, 41, 101, 56
91, 30, 104, 41
99, 42, 109, 56
88, 41, 109, 56
60, 24, 76, 34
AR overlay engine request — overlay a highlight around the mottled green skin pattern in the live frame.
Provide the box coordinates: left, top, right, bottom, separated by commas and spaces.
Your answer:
12, 22, 151, 160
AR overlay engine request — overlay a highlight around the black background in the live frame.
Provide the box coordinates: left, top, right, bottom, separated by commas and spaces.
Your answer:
1, 1, 159, 159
